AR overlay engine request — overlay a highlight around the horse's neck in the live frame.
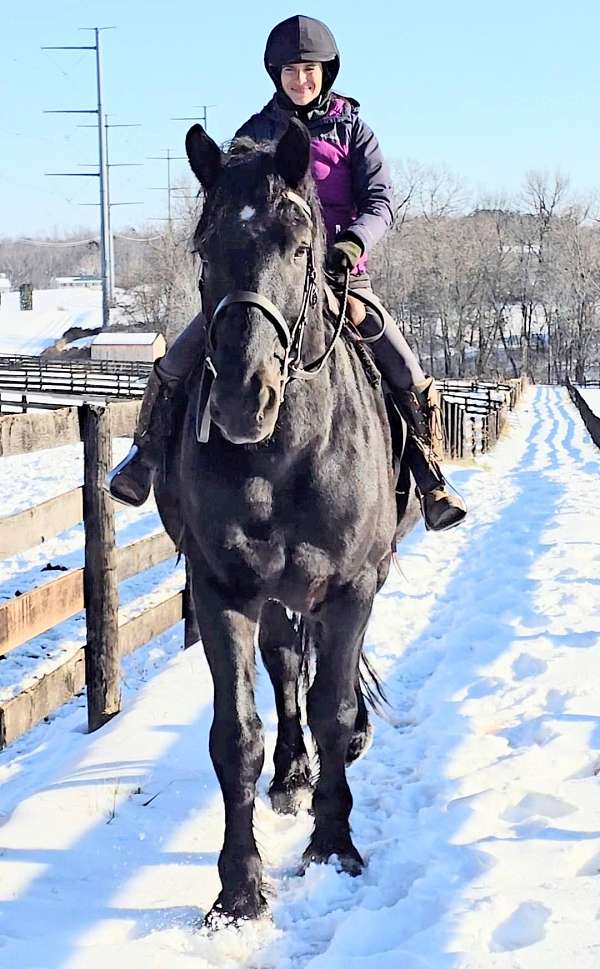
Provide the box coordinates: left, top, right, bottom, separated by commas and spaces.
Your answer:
297, 295, 330, 361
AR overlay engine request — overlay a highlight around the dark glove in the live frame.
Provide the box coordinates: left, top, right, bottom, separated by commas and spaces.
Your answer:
325, 235, 363, 283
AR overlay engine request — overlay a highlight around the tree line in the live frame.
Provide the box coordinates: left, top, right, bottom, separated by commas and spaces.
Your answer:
2, 169, 600, 382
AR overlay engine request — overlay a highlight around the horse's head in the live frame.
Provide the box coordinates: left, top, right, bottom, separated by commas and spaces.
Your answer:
186, 120, 322, 445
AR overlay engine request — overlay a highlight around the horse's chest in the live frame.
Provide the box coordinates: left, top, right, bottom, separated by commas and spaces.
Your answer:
214, 474, 342, 596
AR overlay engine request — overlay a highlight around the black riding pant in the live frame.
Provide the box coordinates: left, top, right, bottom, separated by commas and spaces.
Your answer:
347, 277, 425, 391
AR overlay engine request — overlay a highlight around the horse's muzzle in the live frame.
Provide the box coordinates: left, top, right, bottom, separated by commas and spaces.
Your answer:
209, 380, 280, 445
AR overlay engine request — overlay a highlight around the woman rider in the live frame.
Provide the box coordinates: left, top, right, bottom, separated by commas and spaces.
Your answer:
108, 14, 466, 532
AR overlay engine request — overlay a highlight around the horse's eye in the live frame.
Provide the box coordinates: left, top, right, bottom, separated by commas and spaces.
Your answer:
293, 245, 309, 260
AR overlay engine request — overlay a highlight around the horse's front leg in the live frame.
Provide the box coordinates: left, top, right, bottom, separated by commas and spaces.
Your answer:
304, 572, 377, 876
190, 568, 266, 923
258, 600, 312, 815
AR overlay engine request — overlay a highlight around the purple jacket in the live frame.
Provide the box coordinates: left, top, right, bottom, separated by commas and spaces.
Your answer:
235, 94, 394, 273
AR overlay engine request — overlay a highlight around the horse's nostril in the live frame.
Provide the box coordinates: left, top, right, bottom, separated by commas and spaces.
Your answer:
256, 385, 278, 425
265, 386, 277, 413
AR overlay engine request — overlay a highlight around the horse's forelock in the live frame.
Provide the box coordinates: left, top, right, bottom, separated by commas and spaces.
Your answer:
194, 136, 324, 264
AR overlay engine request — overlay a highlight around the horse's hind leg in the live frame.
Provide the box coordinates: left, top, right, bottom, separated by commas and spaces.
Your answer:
258, 601, 312, 815
190, 565, 266, 923
303, 572, 377, 876
346, 679, 373, 766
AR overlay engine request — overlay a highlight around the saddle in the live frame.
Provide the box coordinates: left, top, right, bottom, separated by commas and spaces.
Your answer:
324, 282, 409, 524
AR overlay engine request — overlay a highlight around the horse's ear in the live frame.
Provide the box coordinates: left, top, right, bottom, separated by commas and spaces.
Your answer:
185, 124, 223, 190
274, 118, 311, 189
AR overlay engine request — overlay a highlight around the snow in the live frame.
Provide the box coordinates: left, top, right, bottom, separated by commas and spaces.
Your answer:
64, 337, 96, 350
578, 386, 600, 418
1, 386, 600, 967
0, 287, 128, 355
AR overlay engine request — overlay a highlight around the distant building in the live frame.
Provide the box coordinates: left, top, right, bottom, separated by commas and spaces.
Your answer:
55, 274, 102, 288
0, 273, 11, 292
90, 331, 166, 363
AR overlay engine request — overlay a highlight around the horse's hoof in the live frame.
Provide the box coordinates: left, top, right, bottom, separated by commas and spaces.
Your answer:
346, 720, 374, 765
203, 892, 270, 930
300, 842, 364, 877
269, 781, 313, 816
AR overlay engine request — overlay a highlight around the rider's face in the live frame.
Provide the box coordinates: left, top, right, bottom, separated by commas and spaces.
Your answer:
280, 62, 323, 105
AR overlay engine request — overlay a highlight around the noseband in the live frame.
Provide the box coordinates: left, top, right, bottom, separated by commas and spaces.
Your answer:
196, 190, 350, 443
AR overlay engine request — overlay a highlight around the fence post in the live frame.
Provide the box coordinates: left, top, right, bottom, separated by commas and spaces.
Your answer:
81, 403, 121, 731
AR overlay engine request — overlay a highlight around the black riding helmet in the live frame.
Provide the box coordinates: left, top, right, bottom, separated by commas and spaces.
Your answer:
264, 14, 340, 100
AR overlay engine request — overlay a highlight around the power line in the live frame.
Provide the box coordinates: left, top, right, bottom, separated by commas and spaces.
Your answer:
148, 148, 186, 230
114, 233, 162, 242
78, 115, 143, 301
20, 238, 99, 247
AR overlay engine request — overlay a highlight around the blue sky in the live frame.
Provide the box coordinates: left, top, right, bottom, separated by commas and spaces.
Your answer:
2, 0, 599, 236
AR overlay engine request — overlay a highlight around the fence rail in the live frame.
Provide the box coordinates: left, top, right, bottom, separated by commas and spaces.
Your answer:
0, 353, 154, 377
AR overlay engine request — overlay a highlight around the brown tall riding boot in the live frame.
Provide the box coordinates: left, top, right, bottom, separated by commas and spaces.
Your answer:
106, 362, 179, 507
399, 377, 467, 532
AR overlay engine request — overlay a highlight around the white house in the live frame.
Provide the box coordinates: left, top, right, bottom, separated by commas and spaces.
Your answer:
90, 331, 166, 363
55, 275, 102, 288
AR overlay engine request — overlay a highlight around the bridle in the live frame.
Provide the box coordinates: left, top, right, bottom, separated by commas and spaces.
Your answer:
196, 189, 351, 443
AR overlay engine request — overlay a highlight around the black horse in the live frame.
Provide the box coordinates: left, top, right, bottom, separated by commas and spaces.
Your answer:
155, 119, 417, 924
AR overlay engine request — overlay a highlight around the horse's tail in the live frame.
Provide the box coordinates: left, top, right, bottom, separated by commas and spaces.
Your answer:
359, 649, 390, 716
295, 614, 390, 717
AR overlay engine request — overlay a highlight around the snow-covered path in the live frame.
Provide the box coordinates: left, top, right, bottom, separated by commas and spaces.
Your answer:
1, 386, 600, 968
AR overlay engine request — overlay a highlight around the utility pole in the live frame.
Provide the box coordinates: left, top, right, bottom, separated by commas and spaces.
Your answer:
43, 27, 113, 327
172, 104, 215, 131
148, 148, 186, 231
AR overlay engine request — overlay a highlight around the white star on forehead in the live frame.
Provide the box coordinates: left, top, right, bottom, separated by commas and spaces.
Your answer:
240, 206, 256, 222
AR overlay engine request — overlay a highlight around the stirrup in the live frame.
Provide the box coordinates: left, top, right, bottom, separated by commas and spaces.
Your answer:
105, 444, 153, 507
419, 486, 467, 532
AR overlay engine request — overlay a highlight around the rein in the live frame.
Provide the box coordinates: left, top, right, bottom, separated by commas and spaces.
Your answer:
196, 190, 350, 443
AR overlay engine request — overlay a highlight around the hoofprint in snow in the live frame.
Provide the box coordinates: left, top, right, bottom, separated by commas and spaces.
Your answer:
0, 386, 600, 968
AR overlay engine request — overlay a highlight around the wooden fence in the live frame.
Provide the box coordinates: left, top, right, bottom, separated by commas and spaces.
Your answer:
566, 377, 600, 449
0, 401, 194, 749
0, 365, 149, 407
439, 377, 527, 459
0, 353, 154, 377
